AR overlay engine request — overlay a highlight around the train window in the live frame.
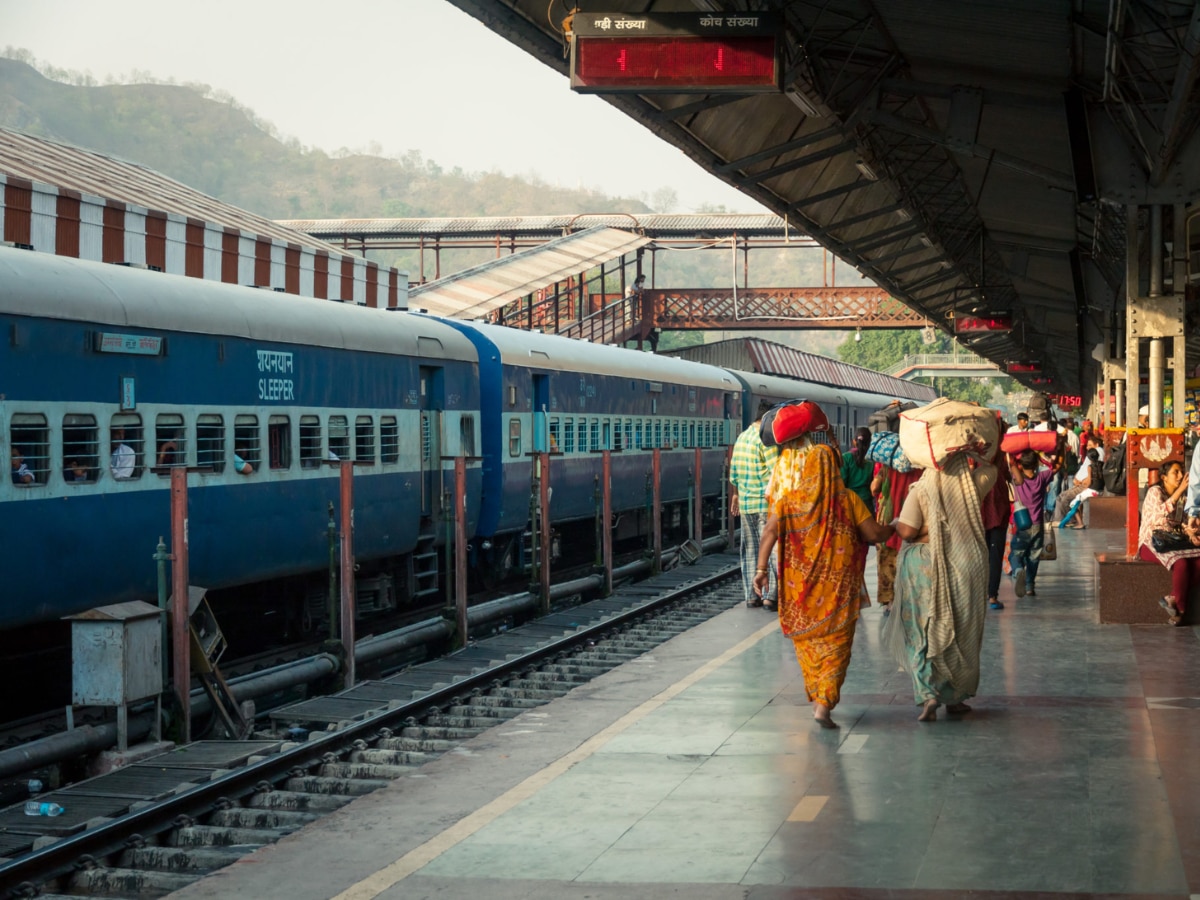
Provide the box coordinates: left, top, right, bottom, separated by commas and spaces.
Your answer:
635, 422, 643, 449
62, 414, 98, 483
563, 418, 575, 454
612, 419, 622, 451
10, 413, 49, 485
653, 421, 661, 448
625, 421, 633, 452
459, 415, 475, 458
578, 420, 588, 454
690, 423, 697, 448
508, 418, 521, 457
300, 416, 322, 468
590, 419, 600, 452
672, 421, 681, 448
109, 414, 144, 480
329, 416, 350, 461
270, 415, 292, 469
355, 416, 374, 464
196, 415, 225, 474
234, 415, 261, 472
603, 421, 611, 450
380, 416, 399, 464
154, 414, 187, 472
549, 418, 561, 453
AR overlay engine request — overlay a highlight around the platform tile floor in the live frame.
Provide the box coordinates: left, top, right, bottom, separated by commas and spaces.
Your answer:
173, 526, 1200, 900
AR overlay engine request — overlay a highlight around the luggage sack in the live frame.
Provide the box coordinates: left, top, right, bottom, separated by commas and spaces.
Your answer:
999, 430, 1059, 455
865, 430, 914, 473
898, 398, 999, 471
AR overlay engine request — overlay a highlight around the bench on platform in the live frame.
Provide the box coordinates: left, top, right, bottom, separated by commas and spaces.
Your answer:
1093, 552, 1196, 625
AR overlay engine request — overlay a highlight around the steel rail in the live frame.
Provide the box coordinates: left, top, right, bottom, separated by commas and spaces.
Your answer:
1, 561, 739, 896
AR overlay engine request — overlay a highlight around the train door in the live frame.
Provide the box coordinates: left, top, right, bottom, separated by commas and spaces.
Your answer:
419, 366, 443, 517
532, 374, 549, 453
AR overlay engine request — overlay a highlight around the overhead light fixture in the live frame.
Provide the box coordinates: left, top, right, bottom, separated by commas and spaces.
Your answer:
787, 90, 822, 118
854, 159, 878, 181
896, 209, 911, 222
919, 235, 934, 248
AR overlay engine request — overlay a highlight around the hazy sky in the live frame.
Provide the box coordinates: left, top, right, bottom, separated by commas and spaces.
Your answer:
0, 0, 765, 213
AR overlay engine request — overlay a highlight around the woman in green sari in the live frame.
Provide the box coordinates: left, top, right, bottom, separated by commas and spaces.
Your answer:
841, 427, 875, 514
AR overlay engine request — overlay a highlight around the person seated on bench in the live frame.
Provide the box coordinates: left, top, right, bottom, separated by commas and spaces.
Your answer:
1138, 459, 1200, 626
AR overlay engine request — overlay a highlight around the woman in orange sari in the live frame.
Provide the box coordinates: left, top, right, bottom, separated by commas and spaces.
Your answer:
753, 405, 894, 729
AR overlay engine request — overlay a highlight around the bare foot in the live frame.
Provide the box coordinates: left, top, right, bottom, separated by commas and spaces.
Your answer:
813, 703, 839, 729
946, 702, 972, 715
917, 699, 938, 722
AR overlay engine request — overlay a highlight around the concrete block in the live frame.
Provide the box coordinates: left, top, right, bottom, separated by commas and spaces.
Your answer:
87, 740, 175, 777
1087, 496, 1127, 529
1093, 553, 1195, 624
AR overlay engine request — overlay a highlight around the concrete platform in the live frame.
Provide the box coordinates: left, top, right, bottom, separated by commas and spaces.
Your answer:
171, 526, 1200, 899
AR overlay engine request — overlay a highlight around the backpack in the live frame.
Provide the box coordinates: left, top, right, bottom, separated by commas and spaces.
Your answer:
1101, 444, 1126, 495
868, 401, 917, 433
1027, 393, 1055, 425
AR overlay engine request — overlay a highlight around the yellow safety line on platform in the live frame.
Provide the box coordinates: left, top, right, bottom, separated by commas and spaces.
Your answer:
787, 795, 828, 822
331, 617, 781, 900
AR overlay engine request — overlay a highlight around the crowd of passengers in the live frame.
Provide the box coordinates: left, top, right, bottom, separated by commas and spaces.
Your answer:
725, 398, 1197, 731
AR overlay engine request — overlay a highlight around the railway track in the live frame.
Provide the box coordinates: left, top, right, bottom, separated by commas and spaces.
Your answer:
0, 555, 742, 898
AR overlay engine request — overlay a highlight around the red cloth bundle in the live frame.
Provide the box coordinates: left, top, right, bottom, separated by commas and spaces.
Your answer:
999, 430, 1058, 454
760, 399, 831, 447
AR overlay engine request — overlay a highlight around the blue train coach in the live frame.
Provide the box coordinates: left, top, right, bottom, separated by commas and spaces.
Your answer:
0, 248, 481, 630
441, 320, 742, 580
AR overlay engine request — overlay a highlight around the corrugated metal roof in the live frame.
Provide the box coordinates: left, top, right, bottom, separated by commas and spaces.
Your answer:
408, 226, 650, 318
0, 128, 352, 257
667, 338, 935, 402
281, 214, 794, 238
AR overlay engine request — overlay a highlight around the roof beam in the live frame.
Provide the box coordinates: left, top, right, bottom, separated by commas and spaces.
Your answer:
1151, 1, 1200, 185
866, 110, 1076, 191
737, 139, 858, 184
716, 125, 846, 174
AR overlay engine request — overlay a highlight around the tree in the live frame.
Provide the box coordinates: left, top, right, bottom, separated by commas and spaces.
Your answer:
836, 329, 1006, 405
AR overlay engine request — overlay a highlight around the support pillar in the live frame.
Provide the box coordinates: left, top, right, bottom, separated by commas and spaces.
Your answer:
601, 450, 613, 596
454, 456, 468, 644
539, 451, 551, 614
169, 467, 190, 744
651, 449, 662, 574
339, 460, 356, 689
1115, 379, 1125, 427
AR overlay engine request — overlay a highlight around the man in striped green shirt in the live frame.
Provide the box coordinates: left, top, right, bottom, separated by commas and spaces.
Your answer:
730, 400, 780, 610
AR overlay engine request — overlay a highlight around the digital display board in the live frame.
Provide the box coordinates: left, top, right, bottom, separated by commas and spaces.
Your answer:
570, 13, 782, 93
953, 315, 1013, 335
1007, 361, 1043, 374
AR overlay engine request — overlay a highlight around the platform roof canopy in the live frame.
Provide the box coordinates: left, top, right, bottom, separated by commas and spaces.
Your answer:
408, 225, 649, 318
449, 0, 1200, 393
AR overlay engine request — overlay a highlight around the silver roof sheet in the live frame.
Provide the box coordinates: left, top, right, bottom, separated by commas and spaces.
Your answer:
0, 247, 476, 361
669, 338, 935, 402
281, 214, 795, 238
0, 128, 357, 257
408, 226, 651, 318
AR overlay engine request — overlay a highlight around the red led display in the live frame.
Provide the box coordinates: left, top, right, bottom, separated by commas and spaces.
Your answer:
1055, 394, 1083, 408
572, 36, 779, 91
954, 315, 1013, 335
1007, 361, 1043, 374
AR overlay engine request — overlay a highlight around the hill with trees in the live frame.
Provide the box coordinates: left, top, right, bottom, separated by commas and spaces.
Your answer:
0, 50, 971, 376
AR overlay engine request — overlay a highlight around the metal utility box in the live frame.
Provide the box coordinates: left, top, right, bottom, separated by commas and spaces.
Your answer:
66, 600, 163, 749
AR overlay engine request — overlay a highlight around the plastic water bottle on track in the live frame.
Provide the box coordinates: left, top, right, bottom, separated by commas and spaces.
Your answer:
24, 801, 64, 817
